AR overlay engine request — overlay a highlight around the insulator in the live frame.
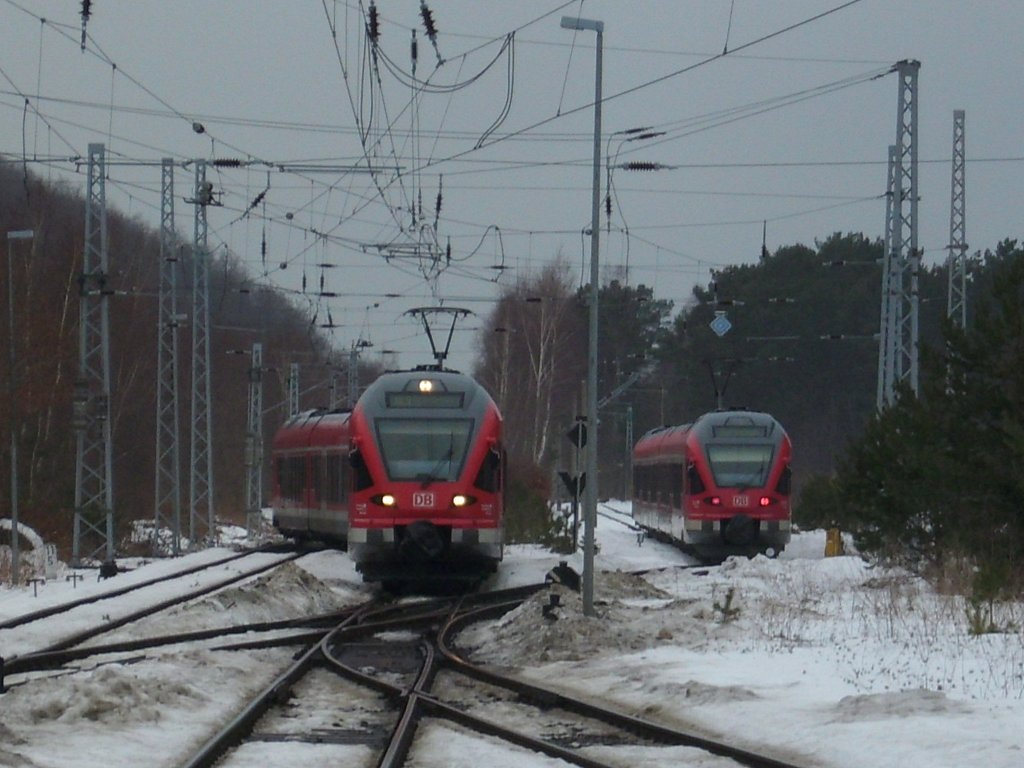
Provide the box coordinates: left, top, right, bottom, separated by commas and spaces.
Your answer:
368, 1, 380, 43
446, 240, 451, 264
605, 193, 611, 219
420, 1, 438, 41
411, 29, 418, 63
620, 161, 661, 172
81, 0, 92, 21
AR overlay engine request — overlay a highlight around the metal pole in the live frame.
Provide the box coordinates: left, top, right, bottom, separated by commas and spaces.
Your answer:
6, 229, 33, 585
560, 15, 603, 617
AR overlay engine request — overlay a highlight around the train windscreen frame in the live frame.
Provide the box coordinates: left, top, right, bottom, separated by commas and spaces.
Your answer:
375, 418, 474, 482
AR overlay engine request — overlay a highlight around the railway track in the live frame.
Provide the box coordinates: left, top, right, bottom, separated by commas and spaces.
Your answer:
0, 547, 307, 687
0, 546, 283, 632
180, 584, 809, 768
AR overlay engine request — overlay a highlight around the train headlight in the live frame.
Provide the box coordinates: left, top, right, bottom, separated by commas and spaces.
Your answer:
371, 493, 397, 507
418, 379, 434, 392
452, 494, 477, 508
759, 496, 772, 507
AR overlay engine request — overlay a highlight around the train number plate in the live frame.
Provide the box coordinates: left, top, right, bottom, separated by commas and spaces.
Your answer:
732, 494, 750, 507
412, 491, 436, 508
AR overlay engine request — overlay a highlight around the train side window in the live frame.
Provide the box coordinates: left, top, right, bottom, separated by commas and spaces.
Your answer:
350, 449, 373, 491
671, 463, 682, 507
279, 456, 305, 501
309, 456, 321, 505
686, 462, 705, 494
275, 458, 287, 499
326, 454, 348, 503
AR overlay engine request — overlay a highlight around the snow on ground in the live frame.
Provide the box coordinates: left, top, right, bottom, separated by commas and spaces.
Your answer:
1, 503, 1022, 767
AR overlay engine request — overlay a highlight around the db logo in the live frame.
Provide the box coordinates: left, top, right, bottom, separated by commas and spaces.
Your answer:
733, 494, 750, 507
413, 492, 435, 508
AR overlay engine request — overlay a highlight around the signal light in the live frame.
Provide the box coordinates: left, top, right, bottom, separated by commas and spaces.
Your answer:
708, 496, 722, 506
759, 496, 772, 507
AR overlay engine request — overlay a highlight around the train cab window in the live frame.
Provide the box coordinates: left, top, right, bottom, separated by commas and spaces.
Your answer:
686, 462, 705, 494
775, 464, 792, 495
474, 447, 502, 492
706, 445, 773, 487
350, 449, 374, 491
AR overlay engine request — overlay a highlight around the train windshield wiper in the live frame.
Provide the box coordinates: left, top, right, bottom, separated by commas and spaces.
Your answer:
417, 434, 454, 488
736, 459, 767, 491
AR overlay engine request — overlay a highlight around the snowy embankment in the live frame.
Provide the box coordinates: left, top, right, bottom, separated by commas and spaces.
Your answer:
1, 505, 1022, 767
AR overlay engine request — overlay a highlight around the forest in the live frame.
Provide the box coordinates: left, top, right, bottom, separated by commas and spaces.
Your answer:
3, 162, 1021, 596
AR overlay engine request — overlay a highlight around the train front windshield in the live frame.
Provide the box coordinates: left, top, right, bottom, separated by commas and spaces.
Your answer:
376, 418, 474, 482
706, 444, 774, 488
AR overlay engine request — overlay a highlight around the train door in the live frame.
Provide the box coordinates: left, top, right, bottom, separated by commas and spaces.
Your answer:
670, 461, 685, 542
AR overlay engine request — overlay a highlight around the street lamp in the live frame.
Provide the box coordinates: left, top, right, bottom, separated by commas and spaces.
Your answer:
560, 14, 602, 617
6, 228, 33, 586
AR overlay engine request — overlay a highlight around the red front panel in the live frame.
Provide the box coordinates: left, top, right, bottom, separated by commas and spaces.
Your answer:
347, 403, 503, 533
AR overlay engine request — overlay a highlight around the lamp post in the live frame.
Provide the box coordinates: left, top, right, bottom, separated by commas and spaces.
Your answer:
560, 14, 602, 617
6, 229, 33, 585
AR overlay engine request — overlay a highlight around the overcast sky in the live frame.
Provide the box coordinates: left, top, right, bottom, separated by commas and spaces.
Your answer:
2, 1, 1022, 373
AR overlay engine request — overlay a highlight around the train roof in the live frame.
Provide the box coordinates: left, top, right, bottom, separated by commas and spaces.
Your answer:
633, 423, 691, 459
272, 408, 351, 450
633, 409, 787, 460
356, 369, 497, 418
690, 409, 785, 442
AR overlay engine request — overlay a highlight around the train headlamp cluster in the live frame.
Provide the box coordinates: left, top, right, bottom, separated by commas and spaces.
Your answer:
370, 492, 477, 508
706, 495, 776, 507
418, 379, 434, 393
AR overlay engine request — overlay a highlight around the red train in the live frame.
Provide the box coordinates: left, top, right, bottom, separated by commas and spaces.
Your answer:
270, 368, 505, 586
271, 409, 352, 543
632, 409, 792, 559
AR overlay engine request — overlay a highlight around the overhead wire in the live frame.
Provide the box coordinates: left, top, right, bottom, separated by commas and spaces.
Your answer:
2, 0, 885, 358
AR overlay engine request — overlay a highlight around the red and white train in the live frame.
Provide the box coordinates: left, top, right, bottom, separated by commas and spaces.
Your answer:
632, 409, 792, 559
270, 368, 505, 586
271, 409, 352, 543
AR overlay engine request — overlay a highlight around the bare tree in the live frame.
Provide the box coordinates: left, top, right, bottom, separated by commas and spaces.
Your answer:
475, 258, 583, 468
